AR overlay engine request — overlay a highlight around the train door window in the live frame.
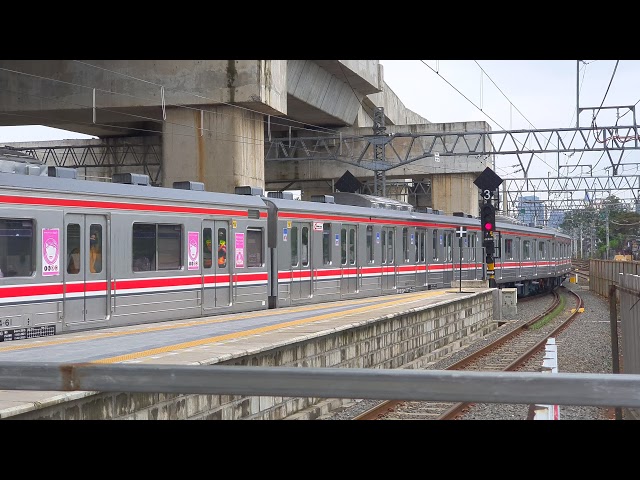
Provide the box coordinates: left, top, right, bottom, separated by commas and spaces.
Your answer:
381, 229, 387, 264
246, 228, 263, 267
444, 231, 453, 262
402, 228, 410, 262
387, 229, 394, 263
469, 233, 476, 261
432, 229, 438, 261
505, 239, 513, 260
203, 228, 213, 268
301, 226, 309, 267
158, 225, 182, 270
538, 241, 545, 260
341, 227, 347, 265
0, 219, 34, 277
523, 240, 531, 260
515, 238, 520, 260
366, 226, 374, 263
291, 225, 299, 267
89, 224, 102, 273
67, 223, 81, 274
217, 228, 227, 268
349, 227, 356, 265
419, 230, 426, 262
323, 223, 332, 265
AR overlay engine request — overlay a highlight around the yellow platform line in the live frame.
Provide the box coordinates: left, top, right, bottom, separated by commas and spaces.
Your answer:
92, 290, 451, 364
0, 295, 389, 353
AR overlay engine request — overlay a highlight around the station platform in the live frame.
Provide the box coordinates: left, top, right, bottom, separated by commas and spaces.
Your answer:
0, 286, 497, 419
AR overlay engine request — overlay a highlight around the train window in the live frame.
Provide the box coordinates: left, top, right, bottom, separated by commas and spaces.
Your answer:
323, 223, 331, 265
381, 229, 386, 264
341, 228, 347, 265
349, 227, 356, 265
217, 228, 227, 268
0, 219, 35, 278
203, 228, 213, 269
246, 228, 263, 267
366, 226, 374, 263
539, 241, 546, 260
67, 223, 81, 274
419, 230, 426, 263
133, 224, 156, 271
157, 225, 182, 270
505, 239, 513, 260
291, 226, 299, 267
89, 224, 102, 273
523, 240, 531, 260
132, 223, 181, 271
432, 229, 438, 261
302, 226, 309, 267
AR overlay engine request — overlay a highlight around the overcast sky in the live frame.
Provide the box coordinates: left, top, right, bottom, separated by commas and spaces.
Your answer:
379, 60, 640, 186
1, 60, 638, 202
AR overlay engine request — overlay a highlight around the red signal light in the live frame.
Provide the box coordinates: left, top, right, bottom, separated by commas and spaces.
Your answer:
484, 222, 494, 231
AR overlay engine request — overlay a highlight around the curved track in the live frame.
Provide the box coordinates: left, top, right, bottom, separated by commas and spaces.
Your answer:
355, 286, 583, 420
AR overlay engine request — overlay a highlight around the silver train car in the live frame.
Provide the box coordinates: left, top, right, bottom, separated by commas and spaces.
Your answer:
0, 167, 571, 342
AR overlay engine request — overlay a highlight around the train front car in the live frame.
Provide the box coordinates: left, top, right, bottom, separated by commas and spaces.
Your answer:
492, 215, 572, 296
0, 169, 270, 341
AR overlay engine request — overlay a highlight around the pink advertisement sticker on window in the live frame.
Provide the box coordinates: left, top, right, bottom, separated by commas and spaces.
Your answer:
42, 228, 60, 276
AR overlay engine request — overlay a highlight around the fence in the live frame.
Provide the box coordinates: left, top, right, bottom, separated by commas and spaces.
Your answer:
590, 259, 640, 420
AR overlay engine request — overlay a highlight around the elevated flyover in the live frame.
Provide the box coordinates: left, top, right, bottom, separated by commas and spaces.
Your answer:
0, 60, 490, 215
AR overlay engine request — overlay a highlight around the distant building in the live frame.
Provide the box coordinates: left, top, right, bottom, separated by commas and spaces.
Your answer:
517, 196, 545, 227
547, 210, 565, 229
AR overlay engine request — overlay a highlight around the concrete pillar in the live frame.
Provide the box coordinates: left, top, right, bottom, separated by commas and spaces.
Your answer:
431, 173, 479, 216
162, 105, 264, 193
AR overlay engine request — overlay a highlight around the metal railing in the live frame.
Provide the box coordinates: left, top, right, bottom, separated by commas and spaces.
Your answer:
0, 362, 639, 408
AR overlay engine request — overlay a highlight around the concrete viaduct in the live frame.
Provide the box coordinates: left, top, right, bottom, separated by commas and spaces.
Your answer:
0, 60, 490, 215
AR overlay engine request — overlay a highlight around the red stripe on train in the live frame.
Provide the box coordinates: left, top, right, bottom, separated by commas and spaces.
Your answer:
0, 195, 268, 218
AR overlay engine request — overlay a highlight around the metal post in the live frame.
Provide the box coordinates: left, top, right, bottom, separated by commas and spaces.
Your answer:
609, 284, 622, 420
459, 237, 463, 293
487, 253, 496, 288
606, 207, 610, 260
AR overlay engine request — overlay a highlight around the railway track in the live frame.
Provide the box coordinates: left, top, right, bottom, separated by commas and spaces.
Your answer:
354, 286, 583, 420
571, 259, 590, 284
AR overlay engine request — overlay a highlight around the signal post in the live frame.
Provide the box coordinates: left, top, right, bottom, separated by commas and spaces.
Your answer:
473, 168, 503, 289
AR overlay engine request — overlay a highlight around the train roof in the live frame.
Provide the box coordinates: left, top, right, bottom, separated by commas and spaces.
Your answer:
264, 192, 570, 239
0, 170, 268, 210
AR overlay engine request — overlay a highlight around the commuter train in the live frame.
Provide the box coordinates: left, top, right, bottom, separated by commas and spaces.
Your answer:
0, 165, 571, 341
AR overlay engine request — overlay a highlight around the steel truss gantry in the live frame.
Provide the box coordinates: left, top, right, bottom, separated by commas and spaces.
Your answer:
265, 123, 640, 218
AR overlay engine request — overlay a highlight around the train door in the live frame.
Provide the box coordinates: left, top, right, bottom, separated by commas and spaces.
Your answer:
381, 226, 396, 291
290, 222, 312, 301
202, 221, 231, 310
416, 228, 427, 287
443, 230, 454, 287
453, 230, 467, 283
515, 237, 521, 280
340, 224, 358, 295
469, 232, 480, 279
63, 213, 109, 326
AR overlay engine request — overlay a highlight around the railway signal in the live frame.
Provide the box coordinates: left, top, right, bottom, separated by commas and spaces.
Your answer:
480, 203, 496, 240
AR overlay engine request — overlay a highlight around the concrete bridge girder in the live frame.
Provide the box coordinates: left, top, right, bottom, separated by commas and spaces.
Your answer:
0, 60, 489, 214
